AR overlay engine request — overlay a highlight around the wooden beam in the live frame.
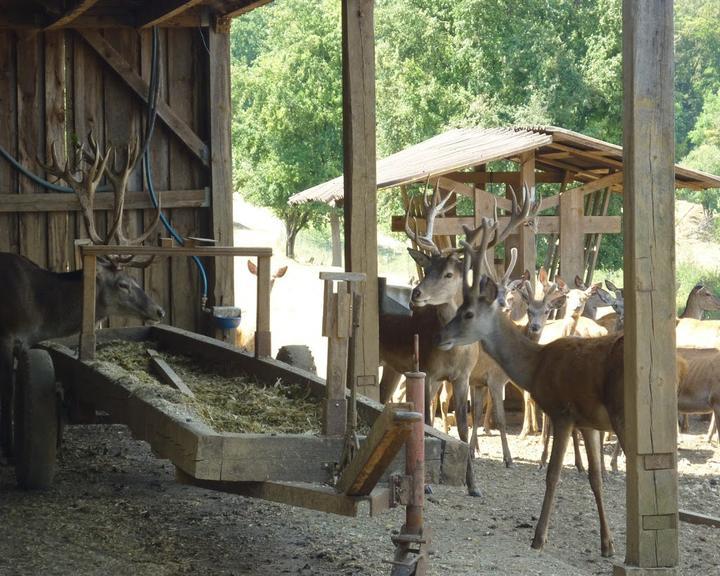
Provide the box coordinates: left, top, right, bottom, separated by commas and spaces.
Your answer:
208, 26, 236, 316
679, 510, 720, 528
617, 1, 679, 573
443, 170, 568, 185
136, 0, 205, 28
549, 142, 624, 170
44, 0, 99, 30
219, 0, 274, 19
337, 403, 420, 495
342, 0, 379, 401
81, 245, 272, 258
0, 189, 210, 213
78, 30, 209, 167
390, 215, 621, 236
559, 185, 585, 283
146, 349, 196, 398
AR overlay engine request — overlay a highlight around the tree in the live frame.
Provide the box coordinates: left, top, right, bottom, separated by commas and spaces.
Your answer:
230, 1, 342, 258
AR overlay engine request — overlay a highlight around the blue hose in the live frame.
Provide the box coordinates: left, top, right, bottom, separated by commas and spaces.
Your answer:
0, 27, 209, 302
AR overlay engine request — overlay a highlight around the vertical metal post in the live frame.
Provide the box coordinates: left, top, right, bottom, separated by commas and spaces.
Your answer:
79, 252, 97, 361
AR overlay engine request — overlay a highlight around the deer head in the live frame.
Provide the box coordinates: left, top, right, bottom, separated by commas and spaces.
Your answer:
96, 257, 165, 322
247, 259, 288, 289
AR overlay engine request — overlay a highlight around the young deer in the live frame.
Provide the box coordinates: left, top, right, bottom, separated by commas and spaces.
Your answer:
437, 218, 630, 557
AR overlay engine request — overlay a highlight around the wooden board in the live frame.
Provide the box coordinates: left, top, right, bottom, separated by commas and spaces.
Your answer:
337, 403, 420, 495
208, 27, 235, 315
0, 32, 18, 254
342, 0, 379, 400
618, 1, 679, 571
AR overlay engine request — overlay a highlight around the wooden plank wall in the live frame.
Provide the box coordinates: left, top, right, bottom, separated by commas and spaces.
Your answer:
0, 29, 212, 333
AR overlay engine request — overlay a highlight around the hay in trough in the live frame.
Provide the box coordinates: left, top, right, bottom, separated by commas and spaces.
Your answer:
95, 340, 322, 434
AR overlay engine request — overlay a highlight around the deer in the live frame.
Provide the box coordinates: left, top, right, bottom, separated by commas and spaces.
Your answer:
235, 260, 288, 353
0, 133, 165, 457
404, 183, 537, 468
435, 217, 637, 558
679, 283, 720, 319
675, 348, 720, 444
594, 280, 624, 333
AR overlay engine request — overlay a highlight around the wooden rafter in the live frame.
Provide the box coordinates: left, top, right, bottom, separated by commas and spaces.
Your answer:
136, 0, 205, 29
44, 0, 99, 30
78, 30, 209, 167
548, 142, 625, 170
211, 0, 273, 19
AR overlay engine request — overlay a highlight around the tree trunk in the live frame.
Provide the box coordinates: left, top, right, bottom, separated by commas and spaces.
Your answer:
286, 227, 298, 259
330, 207, 342, 267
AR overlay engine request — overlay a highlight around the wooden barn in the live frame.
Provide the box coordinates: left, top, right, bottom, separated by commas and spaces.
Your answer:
0, 0, 253, 333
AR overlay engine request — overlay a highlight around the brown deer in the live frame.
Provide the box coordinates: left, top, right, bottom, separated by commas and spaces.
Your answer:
436, 217, 638, 557
0, 134, 165, 456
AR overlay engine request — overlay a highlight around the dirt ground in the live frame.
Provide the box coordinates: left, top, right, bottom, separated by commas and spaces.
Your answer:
1, 414, 718, 576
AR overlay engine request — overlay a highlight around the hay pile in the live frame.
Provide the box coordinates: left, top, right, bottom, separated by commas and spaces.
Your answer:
95, 341, 322, 434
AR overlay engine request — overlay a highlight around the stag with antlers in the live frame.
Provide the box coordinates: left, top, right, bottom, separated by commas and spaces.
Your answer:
0, 134, 165, 457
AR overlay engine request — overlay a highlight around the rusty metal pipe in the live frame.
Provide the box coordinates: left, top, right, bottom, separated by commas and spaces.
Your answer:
403, 370, 425, 534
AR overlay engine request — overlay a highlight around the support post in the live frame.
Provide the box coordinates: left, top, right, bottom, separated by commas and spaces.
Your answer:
254, 255, 271, 358
342, 0, 379, 400
615, 1, 678, 574
559, 187, 585, 283
79, 253, 97, 361
208, 25, 235, 333
322, 279, 350, 436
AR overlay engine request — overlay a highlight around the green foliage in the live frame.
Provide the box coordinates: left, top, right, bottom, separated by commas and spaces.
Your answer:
230, 0, 719, 266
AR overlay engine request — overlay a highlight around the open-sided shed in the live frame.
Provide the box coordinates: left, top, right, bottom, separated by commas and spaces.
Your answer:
0, 0, 269, 332
290, 125, 720, 286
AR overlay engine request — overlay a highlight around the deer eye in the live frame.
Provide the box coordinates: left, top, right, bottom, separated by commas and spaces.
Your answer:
444, 272, 453, 279
463, 310, 474, 320
118, 280, 131, 291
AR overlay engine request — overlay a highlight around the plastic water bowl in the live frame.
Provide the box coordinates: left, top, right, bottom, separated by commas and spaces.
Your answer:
211, 306, 242, 330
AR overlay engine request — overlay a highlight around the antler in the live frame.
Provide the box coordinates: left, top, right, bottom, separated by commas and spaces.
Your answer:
489, 184, 539, 248
41, 137, 110, 246
404, 180, 457, 255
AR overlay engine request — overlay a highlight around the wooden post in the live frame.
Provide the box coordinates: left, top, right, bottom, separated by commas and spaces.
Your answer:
330, 205, 342, 267
559, 187, 585, 283
322, 279, 350, 436
208, 25, 235, 331
615, 1, 678, 574
342, 0, 379, 400
254, 255, 271, 358
79, 254, 97, 361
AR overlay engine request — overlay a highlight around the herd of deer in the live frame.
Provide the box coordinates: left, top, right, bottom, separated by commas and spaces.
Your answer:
379, 183, 720, 557
2, 134, 720, 559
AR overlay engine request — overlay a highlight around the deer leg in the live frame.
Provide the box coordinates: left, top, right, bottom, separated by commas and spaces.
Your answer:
532, 418, 572, 551
609, 440, 622, 472
469, 385, 481, 458
488, 379, 512, 467
379, 365, 402, 404
439, 382, 452, 433
0, 340, 13, 459
454, 376, 479, 497
708, 412, 718, 443
580, 428, 614, 557
482, 387, 493, 432
540, 416, 551, 468
678, 413, 689, 433
571, 429, 585, 473
520, 391, 537, 438
425, 377, 442, 427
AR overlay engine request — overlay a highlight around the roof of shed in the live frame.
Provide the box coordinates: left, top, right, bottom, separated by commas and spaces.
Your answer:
0, 0, 270, 29
289, 125, 720, 205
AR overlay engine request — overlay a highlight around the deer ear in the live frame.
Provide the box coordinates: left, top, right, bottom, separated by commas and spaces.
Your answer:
274, 265, 288, 278
574, 275, 586, 289
605, 279, 619, 293
595, 287, 613, 305
521, 269, 531, 282
407, 248, 432, 269
247, 260, 258, 276
548, 294, 566, 310
538, 267, 548, 284
478, 275, 498, 303
97, 256, 120, 272
555, 276, 568, 293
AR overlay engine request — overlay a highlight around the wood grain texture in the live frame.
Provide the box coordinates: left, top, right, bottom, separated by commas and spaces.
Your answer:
621, 0, 679, 569
0, 32, 18, 254
342, 0, 379, 399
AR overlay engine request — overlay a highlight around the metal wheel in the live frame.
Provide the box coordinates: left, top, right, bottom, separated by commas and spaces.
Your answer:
14, 349, 58, 490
